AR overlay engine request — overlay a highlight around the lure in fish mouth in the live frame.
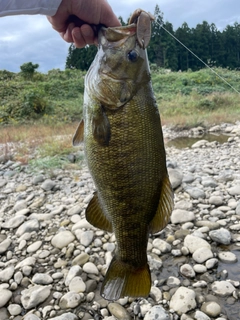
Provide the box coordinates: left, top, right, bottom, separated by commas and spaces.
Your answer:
73, 9, 174, 301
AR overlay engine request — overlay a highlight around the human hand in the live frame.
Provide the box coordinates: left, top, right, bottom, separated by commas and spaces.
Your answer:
47, 0, 121, 48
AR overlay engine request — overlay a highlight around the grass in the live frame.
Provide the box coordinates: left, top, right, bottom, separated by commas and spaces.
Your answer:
1, 67, 240, 168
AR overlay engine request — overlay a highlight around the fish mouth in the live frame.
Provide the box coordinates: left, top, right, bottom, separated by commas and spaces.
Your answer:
100, 24, 136, 44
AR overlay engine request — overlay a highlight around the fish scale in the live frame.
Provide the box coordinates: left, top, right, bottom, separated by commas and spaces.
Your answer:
73, 9, 174, 301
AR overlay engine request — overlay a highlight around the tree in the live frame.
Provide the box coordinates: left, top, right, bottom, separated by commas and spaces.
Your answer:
20, 62, 39, 80
65, 44, 97, 70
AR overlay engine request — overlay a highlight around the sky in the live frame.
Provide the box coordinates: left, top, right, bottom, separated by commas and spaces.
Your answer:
0, 0, 239, 73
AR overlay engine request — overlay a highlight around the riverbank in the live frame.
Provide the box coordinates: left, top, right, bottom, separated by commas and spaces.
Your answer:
0, 122, 240, 320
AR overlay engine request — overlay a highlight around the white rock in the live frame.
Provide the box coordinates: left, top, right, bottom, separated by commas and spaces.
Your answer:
27, 240, 42, 253
0, 265, 15, 282
48, 313, 78, 320
150, 286, 162, 302
32, 273, 53, 285
108, 302, 132, 320
21, 285, 51, 309
15, 257, 36, 269
79, 230, 94, 246
69, 276, 86, 293
184, 235, 211, 254
83, 262, 99, 275
169, 287, 196, 315
194, 310, 210, 320
192, 247, 213, 263
2, 215, 26, 229
51, 231, 75, 249
0, 289, 12, 307
0, 238, 11, 254
16, 219, 40, 236
65, 266, 82, 286
205, 258, 218, 269
193, 264, 207, 273
171, 209, 195, 224
152, 239, 171, 253
144, 305, 170, 320
218, 251, 237, 263
59, 292, 81, 309
180, 264, 196, 278
7, 304, 22, 316
201, 301, 221, 317
211, 281, 235, 296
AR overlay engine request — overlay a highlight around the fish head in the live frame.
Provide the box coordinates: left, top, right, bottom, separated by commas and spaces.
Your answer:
86, 24, 151, 109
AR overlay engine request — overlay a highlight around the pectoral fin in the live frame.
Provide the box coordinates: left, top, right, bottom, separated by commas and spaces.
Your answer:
149, 174, 174, 234
72, 119, 84, 146
92, 106, 111, 146
86, 192, 113, 232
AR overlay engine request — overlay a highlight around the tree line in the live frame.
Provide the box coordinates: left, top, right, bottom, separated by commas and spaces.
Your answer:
66, 5, 240, 72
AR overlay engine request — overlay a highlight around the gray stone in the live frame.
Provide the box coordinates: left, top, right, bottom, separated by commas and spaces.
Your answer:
32, 174, 44, 184
184, 186, 206, 199
209, 196, 223, 206
168, 168, 183, 189
16, 219, 40, 236
65, 266, 82, 286
15, 257, 36, 269
201, 178, 218, 188
209, 228, 231, 245
41, 179, 56, 191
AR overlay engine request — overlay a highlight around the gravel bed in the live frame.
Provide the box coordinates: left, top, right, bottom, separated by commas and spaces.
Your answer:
0, 122, 240, 320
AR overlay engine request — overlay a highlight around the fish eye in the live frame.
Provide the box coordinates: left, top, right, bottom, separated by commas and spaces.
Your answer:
127, 50, 138, 62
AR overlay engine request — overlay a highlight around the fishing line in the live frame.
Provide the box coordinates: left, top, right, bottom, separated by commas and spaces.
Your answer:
155, 21, 240, 95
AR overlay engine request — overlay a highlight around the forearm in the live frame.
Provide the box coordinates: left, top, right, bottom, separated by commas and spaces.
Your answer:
0, 0, 62, 17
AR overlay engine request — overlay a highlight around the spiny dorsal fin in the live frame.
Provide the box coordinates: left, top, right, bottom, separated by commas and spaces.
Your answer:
73, 119, 84, 146
86, 192, 113, 232
149, 174, 174, 234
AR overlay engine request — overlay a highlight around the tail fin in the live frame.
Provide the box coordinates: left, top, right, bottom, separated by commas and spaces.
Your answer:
101, 256, 151, 301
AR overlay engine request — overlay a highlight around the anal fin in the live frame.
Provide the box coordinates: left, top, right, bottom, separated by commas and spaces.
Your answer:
149, 174, 174, 234
101, 256, 151, 301
86, 192, 113, 232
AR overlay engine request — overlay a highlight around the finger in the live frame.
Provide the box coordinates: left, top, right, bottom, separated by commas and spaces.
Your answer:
61, 22, 75, 43
72, 25, 95, 48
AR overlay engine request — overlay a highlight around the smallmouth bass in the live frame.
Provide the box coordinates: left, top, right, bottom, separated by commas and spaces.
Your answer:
73, 9, 174, 301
